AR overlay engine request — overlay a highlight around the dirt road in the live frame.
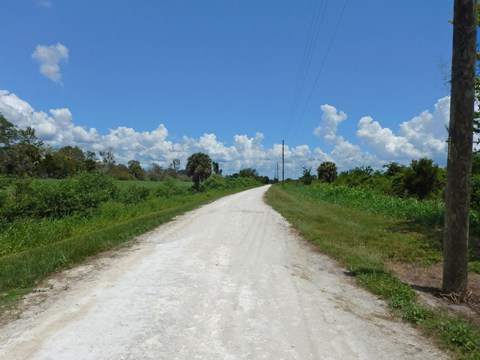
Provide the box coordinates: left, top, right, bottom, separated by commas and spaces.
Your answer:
0, 186, 446, 359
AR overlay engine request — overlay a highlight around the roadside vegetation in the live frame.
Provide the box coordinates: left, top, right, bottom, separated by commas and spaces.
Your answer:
0, 114, 271, 315
0, 173, 262, 312
266, 181, 480, 359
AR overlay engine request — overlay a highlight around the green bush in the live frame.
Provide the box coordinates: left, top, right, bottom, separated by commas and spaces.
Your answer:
0, 175, 13, 190
54, 172, 117, 215
201, 174, 228, 190
153, 178, 190, 197
116, 185, 151, 204
0, 173, 118, 220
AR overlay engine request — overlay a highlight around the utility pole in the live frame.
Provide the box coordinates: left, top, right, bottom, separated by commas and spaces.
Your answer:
282, 140, 285, 184
443, 0, 477, 296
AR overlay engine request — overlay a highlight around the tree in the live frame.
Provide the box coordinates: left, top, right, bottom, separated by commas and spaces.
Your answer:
403, 158, 441, 200
383, 162, 406, 177
0, 116, 44, 176
443, 0, 477, 296
170, 158, 180, 172
212, 161, 222, 175
37, 148, 60, 178
148, 163, 164, 181
300, 167, 314, 185
128, 160, 145, 180
239, 168, 258, 178
84, 151, 99, 173
110, 164, 134, 180
317, 161, 337, 183
99, 148, 116, 174
186, 152, 212, 190
53, 146, 86, 178
0, 113, 19, 147
473, 3, 480, 139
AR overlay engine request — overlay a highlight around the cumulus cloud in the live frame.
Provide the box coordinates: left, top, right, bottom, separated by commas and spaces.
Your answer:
0, 90, 286, 175
32, 43, 69, 83
357, 116, 423, 159
314, 104, 379, 169
313, 104, 347, 143
399, 96, 450, 158
356, 96, 450, 164
0, 89, 454, 177
0, 90, 100, 146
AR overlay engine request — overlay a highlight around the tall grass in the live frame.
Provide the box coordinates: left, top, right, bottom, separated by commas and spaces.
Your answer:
293, 182, 445, 227
281, 182, 480, 272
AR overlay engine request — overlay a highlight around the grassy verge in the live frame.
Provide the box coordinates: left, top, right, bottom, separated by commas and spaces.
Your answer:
266, 184, 480, 359
0, 182, 258, 313
290, 182, 480, 273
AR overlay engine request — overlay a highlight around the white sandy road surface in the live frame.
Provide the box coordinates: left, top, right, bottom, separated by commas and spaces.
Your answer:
0, 185, 447, 360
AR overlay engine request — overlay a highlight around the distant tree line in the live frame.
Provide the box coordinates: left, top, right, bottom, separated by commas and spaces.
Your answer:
0, 114, 271, 189
185, 152, 270, 190
0, 113, 189, 181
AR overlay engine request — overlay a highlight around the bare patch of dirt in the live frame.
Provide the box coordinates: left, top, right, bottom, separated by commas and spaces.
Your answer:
388, 262, 480, 324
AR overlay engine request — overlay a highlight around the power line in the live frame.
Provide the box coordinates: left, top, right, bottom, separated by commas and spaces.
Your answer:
289, 1, 328, 124
284, 0, 327, 138
288, 0, 350, 142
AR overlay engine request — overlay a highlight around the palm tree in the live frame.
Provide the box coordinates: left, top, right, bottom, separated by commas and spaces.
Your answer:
317, 161, 337, 183
186, 152, 212, 190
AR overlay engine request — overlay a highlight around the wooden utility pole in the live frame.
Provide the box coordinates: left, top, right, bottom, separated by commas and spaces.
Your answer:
443, 0, 477, 295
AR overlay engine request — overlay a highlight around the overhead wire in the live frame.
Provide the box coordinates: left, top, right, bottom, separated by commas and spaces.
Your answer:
289, 0, 350, 142
284, 0, 327, 138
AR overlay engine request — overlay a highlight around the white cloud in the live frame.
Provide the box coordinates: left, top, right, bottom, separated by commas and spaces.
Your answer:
32, 43, 69, 83
0, 90, 100, 146
357, 116, 423, 159
0, 90, 283, 175
355, 96, 450, 165
313, 104, 347, 143
399, 96, 450, 159
314, 103, 379, 170
0, 89, 454, 177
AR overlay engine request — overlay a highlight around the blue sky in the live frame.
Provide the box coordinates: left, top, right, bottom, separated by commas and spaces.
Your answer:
1, 0, 454, 178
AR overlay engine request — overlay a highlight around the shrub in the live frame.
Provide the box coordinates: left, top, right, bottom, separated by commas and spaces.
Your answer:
56, 172, 117, 215
0, 173, 118, 220
201, 174, 227, 190
116, 185, 151, 204
403, 158, 441, 200
470, 174, 480, 210
300, 167, 315, 185
0, 175, 13, 189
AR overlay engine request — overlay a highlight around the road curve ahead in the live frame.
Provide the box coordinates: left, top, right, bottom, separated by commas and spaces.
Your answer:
0, 185, 446, 359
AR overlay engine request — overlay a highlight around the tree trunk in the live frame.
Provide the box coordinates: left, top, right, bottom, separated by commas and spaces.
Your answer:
443, 0, 477, 295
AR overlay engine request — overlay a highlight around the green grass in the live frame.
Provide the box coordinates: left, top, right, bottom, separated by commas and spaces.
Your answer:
0, 201, 200, 291
283, 182, 480, 272
267, 184, 442, 266
266, 184, 480, 359
300, 182, 445, 226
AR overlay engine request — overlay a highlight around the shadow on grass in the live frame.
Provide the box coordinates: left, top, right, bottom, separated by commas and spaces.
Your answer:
388, 220, 443, 250
391, 219, 480, 263
343, 267, 389, 277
